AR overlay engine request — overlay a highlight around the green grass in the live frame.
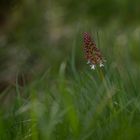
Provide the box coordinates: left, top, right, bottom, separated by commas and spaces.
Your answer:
0, 29, 140, 140
1, 63, 140, 140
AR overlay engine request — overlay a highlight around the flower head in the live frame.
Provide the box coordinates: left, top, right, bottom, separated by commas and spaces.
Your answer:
83, 32, 105, 70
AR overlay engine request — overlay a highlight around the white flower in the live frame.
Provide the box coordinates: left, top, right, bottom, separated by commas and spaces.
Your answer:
99, 63, 104, 67
91, 64, 95, 70
87, 60, 90, 64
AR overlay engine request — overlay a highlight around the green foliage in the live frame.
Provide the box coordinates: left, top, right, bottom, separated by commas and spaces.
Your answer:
0, 58, 140, 139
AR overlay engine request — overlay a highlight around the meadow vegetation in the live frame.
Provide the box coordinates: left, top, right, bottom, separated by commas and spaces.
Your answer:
0, 0, 140, 140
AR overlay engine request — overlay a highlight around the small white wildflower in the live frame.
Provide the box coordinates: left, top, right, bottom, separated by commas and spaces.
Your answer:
91, 64, 95, 70
87, 60, 90, 64
99, 63, 104, 67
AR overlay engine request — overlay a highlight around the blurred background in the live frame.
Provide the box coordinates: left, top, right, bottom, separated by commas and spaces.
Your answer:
1, 0, 140, 89
0, 0, 140, 104
1, 0, 140, 103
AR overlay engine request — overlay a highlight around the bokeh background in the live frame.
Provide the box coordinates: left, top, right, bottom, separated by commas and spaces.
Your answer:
1, 0, 140, 91
0, 0, 140, 139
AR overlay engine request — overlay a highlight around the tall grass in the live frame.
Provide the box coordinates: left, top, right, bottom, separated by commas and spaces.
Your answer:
0, 28, 140, 140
